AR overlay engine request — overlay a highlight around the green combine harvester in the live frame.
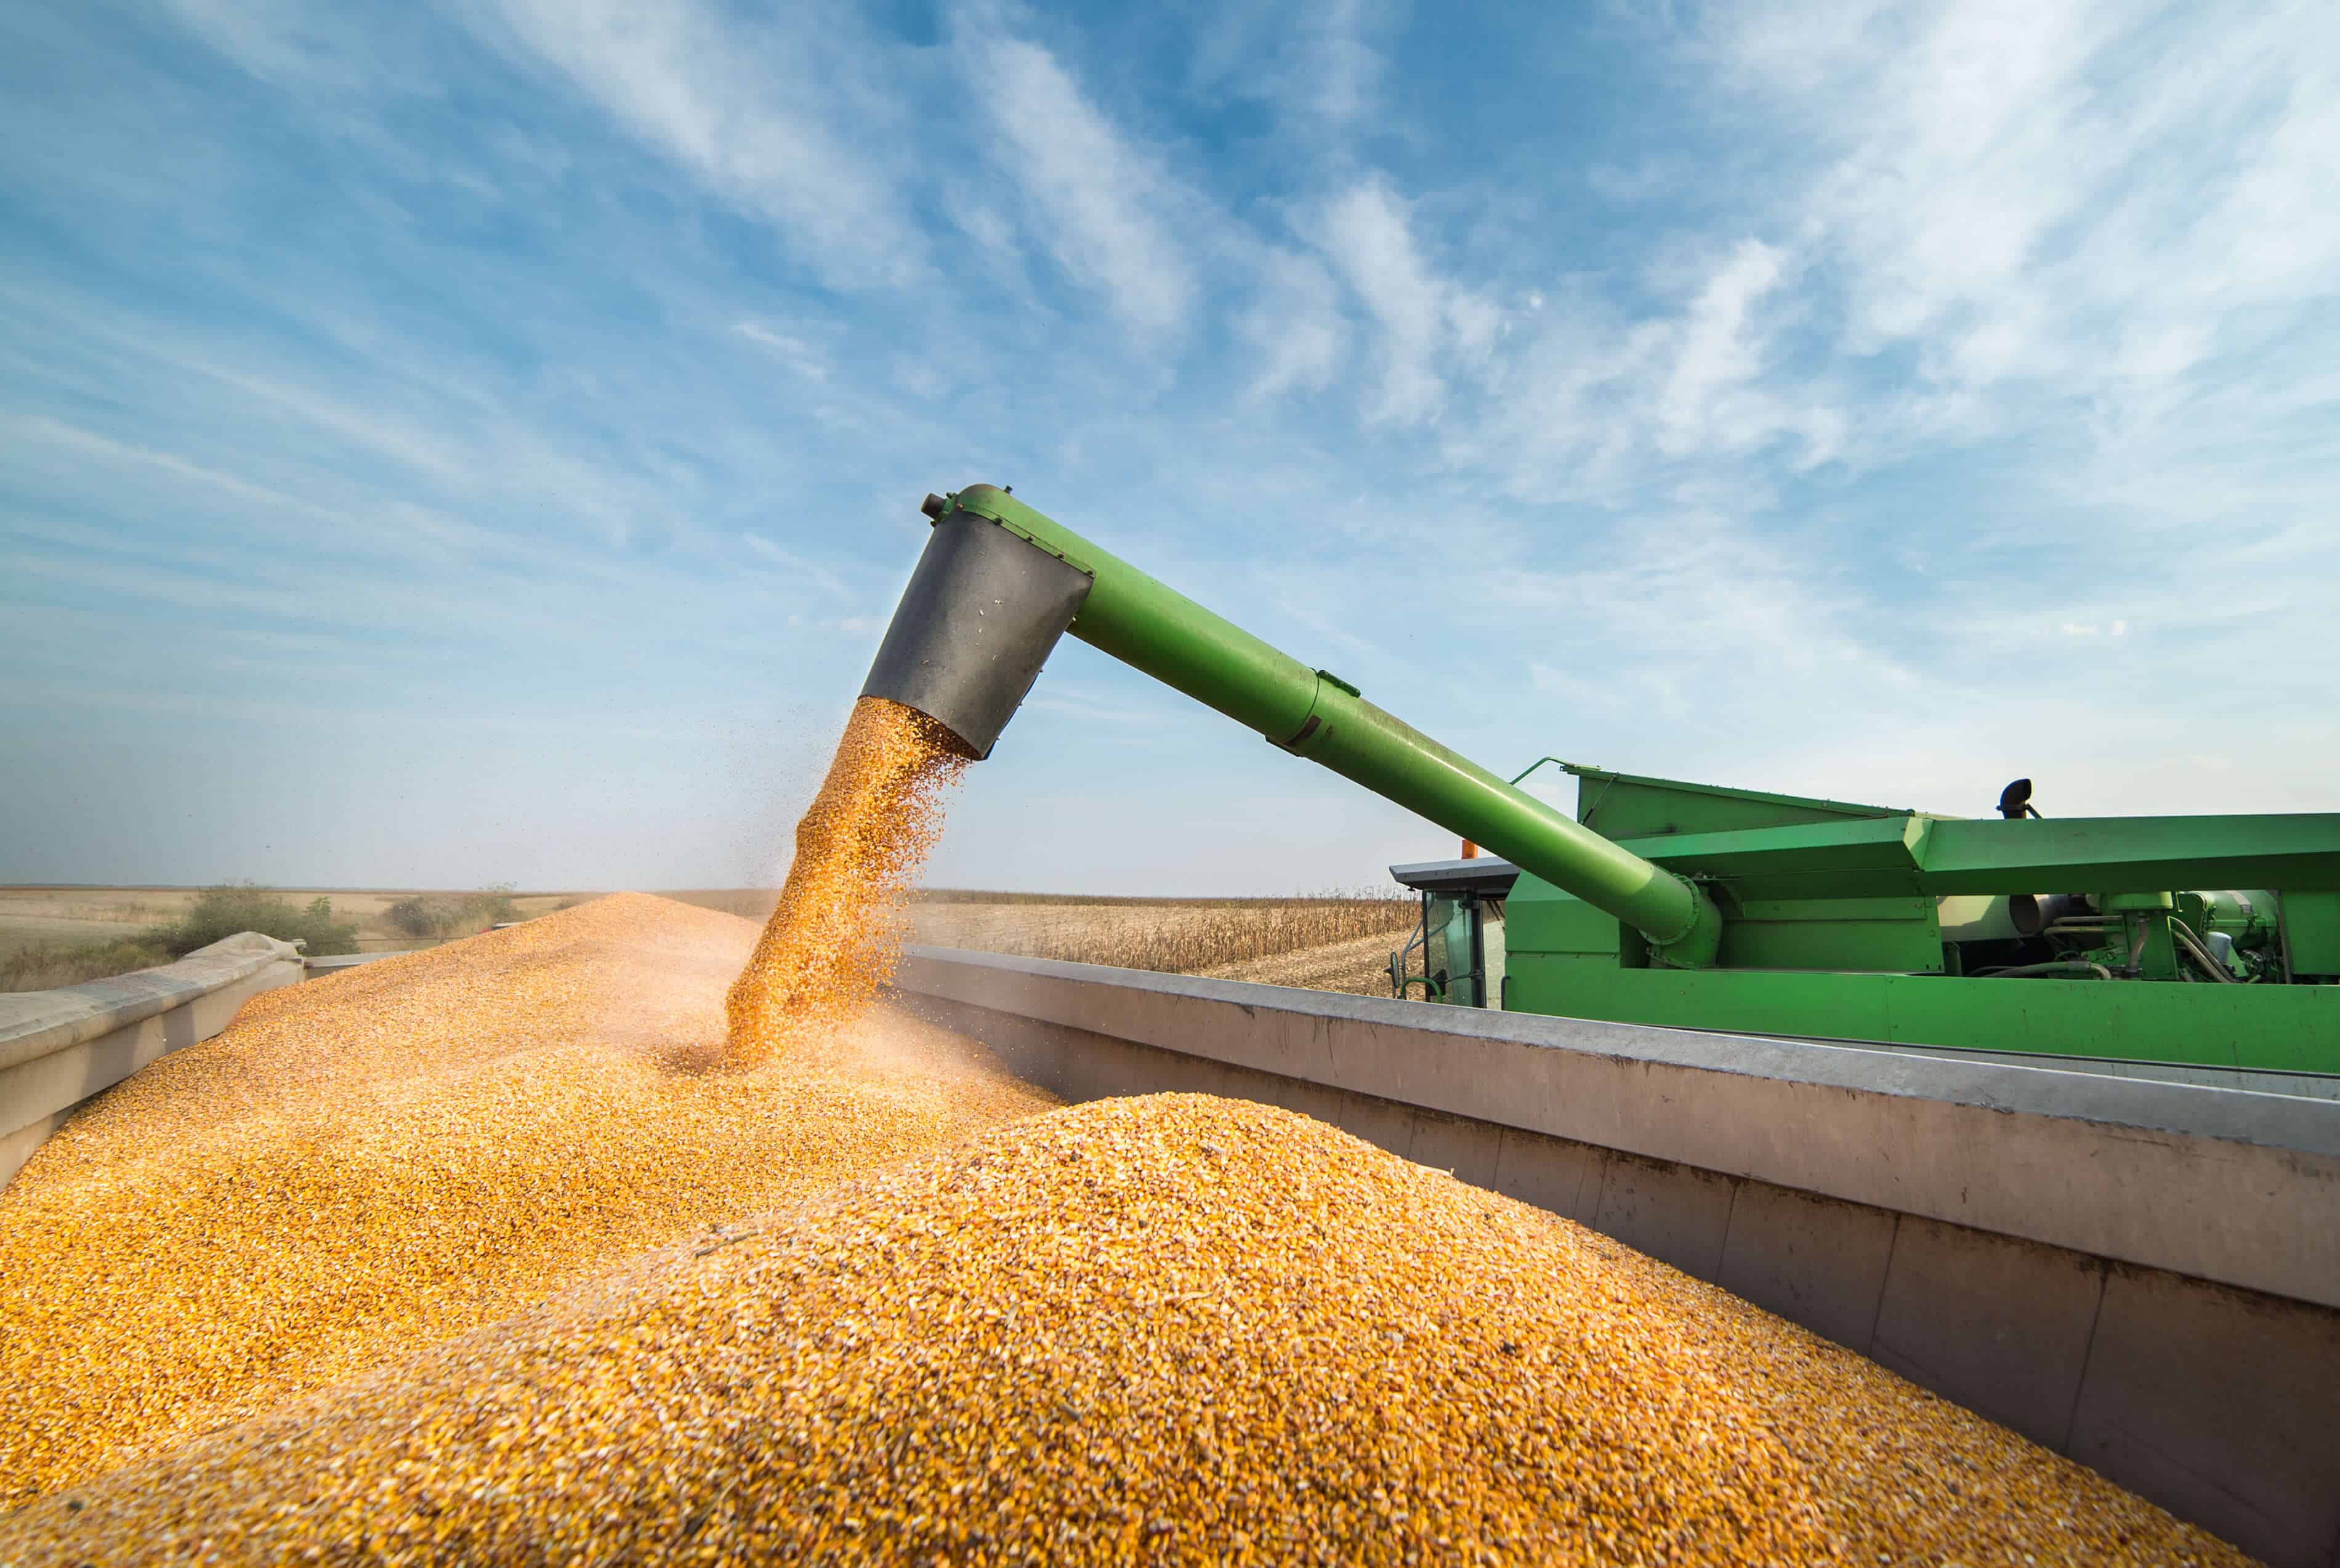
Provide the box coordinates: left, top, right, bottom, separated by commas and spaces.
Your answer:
862, 485, 2338, 1079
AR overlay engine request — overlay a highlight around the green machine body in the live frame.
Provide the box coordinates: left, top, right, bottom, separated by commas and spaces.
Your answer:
860, 487, 2339, 1077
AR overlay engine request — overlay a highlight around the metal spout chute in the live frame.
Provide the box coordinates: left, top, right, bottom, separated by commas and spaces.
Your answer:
857, 502, 1095, 760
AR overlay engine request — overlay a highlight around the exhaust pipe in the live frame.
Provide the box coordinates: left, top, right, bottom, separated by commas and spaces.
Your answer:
857, 496, 1094, 759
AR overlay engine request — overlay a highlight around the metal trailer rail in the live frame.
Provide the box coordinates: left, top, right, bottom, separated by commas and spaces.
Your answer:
0, 932, 306, 1189
892, 945, 2340, 1568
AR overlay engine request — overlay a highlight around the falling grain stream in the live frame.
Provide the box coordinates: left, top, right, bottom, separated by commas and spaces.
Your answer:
727, 697, 971, 1064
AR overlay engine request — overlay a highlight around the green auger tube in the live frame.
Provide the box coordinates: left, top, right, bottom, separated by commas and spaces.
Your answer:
858, 486, 1723, 968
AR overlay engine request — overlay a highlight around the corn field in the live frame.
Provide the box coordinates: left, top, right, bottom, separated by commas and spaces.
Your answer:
906, 891, 1417, 977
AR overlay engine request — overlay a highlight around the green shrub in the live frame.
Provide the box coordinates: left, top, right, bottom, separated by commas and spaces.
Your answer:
153, 883, 360, 958
383, 895, 453, 938
384, 885, 517, 941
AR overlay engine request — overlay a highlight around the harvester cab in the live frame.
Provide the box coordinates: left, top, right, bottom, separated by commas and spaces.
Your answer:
862, 486, 2339, 1080
1387, 859, 1513, 1008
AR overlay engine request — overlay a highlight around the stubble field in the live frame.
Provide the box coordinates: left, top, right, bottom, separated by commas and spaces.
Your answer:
2, 887, 1418, 999
674, 888, 1419, 997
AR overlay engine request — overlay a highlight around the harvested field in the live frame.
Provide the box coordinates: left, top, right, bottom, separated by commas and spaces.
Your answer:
477, 889, 1419, 1000
1200, 929, 1406, 995
0, 893, 1054, 1507
0, 1096, 2251, 1566
908, 892, 1416, 983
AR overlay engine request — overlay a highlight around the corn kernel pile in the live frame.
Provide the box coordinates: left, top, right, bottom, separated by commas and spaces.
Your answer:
726, 697, 970, 1066
0, 893, 1055, 1510
0, 1095, 2248, 1566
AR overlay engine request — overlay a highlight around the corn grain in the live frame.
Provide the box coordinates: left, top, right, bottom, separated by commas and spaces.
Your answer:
0, 1095, 2251, 1566
725, 696, 969, 1066
0, 893, 1054, 1509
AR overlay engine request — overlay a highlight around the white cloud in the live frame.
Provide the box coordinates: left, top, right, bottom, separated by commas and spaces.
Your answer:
942, 188, 1022, 260
22, 416, 315, 515
157, 0, 373, 88
733, 322, 830, 383
1655, 238, 1789, 455
1422, 0, 2338, 520
1442, 244, 1843, 499
1709, 0, 2340, 437
1296, 0, 1390, 134
1502, 506, 1910, 725
477, 0, 925, 290
959, 28, 1198, 336
1188, 0, 1400, 140
1315, 179, 1501, 424
1240, 251, 1347, 399
159, 352, 476, 484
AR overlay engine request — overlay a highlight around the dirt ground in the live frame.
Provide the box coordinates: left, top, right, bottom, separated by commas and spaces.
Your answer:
1198, 931, 1405, 995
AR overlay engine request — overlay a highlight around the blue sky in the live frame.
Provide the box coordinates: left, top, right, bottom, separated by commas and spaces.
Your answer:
2, 0, 2334, 895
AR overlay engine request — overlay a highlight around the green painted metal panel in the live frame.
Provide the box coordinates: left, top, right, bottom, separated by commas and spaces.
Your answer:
1567, 765, 1906, 839
1504, 951, 2340, 1072
1732, 897, 1936, 922
1610, 817, 1935, 899
1605, 813, 2340, 900
1507, 879, 1623, 957
1917, 816, 2340, 893
2286, 892, 2340, 976
1514, 885, 1944, 975
1721, 895, 1945, 975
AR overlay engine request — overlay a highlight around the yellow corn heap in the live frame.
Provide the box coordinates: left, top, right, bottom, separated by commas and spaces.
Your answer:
726, 697, 970, 1066
0, 893, 1055, 1510
1, 1095, 2251, 1566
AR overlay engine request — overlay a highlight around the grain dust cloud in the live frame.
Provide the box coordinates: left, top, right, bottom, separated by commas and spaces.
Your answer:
724, 696, 972, 1064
